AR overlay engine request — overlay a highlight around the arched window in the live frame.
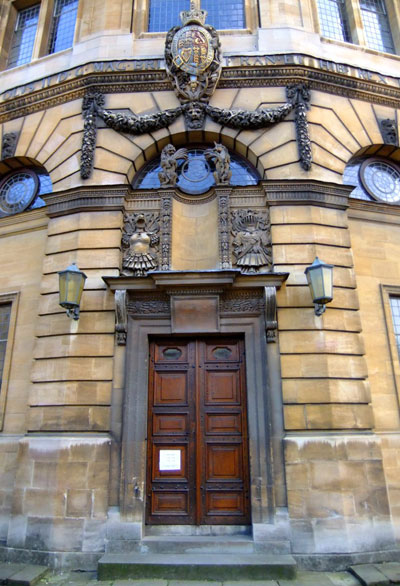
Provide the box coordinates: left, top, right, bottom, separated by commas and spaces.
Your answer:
316, 0, 352, 43
133, 147, 259, 195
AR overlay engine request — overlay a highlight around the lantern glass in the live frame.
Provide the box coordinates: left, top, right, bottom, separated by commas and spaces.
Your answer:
305, 257, 333, 305
58, 263, 87, 318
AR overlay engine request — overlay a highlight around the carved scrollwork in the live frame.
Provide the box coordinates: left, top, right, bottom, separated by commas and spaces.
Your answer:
115, 290, 127, 345
264, 286, 278, 343
231, 209, 272, 274
221, 290, 264, 314
122, 212, 160, 277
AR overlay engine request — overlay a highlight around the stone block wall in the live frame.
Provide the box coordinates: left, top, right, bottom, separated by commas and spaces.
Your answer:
272, 200, 395, 552
285, 435, 395, 554
5, 209, 121, 558
7, 437, 110, 561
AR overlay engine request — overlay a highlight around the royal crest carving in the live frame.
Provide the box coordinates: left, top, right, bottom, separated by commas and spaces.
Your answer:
159, 144, 188, 187
205, 143, 232, 185
231, 209, 272, 273
165, 1, 222, 129
122, 213, 160, 277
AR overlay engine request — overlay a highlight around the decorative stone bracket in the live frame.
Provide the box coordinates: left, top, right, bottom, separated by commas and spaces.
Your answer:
104, 270, 288, 346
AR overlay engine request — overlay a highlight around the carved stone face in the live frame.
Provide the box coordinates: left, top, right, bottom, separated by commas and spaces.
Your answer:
184, 103, 206, 129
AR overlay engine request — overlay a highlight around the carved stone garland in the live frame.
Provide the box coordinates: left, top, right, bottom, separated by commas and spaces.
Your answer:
79, 6, 313, 178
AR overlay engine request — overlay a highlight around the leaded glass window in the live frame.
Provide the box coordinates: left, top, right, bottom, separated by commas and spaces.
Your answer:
48, 0, 79, 54
133, 147, 259, 195
201, 0, 245, 30
0, 305, 11, 389
360, 0, 395, 54
7, 4, 40, 69
148, 0, 190, 32
390, 297, 400, 361
317, 0, 352, 43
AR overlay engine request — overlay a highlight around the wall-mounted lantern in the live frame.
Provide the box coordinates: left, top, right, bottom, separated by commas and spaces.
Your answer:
58, 263, 87, 320
304, 257, 333, 316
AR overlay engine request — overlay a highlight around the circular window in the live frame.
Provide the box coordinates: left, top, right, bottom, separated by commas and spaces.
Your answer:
360, 159, 400, 203
0, 170, 39, 216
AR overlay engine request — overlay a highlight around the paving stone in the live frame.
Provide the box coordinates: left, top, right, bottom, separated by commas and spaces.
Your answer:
223, 581, 277, 586
326, 571, 362, 585
378, 563, 400, 583
169, 581, 222, 586
349, 565, 390, 586
0, 565, 25, 584
7, 565, 49, 586
113, 581, 168, 586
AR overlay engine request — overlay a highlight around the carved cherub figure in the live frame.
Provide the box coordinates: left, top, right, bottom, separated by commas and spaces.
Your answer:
205, 142, 232, 184
158, 144, 188, 187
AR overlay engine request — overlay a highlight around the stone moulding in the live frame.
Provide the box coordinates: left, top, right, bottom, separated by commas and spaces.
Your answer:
3, 58, 400, 123
45, 186, 127, 217
104, 270, 288, 344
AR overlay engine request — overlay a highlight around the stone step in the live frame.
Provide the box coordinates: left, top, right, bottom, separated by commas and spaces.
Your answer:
144, 524, 251, 537
97, 552, 297, 581
5, 565, 49, 586
108, 535, 255, 554
106, 535, 291, 555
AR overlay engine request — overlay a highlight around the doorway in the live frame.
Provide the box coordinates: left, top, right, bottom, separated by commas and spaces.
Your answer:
146, 336, 251, 525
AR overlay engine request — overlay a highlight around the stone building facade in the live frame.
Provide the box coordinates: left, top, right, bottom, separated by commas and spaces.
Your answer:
0, 0, 400, 571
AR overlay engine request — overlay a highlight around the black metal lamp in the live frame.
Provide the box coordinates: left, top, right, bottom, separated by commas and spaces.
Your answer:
58, 263, 87, 320
304, 257, 333, 316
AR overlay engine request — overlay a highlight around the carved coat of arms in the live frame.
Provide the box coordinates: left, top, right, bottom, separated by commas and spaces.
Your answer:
165, 2, 222, 128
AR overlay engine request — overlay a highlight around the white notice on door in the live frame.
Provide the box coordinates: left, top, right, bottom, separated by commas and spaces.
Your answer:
159, 449, 181, 471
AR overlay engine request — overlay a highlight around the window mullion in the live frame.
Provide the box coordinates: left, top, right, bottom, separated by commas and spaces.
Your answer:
31, 0, 53, 60
344, 0, 367, 45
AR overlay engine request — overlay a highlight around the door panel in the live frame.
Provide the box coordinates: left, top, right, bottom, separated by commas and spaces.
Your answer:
147, 337, 250, 525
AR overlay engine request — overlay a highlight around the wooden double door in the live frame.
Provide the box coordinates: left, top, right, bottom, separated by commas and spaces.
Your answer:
146, 336, 251, 525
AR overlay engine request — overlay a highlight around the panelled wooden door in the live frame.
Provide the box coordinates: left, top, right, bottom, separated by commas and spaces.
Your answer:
146, 337, 251, 525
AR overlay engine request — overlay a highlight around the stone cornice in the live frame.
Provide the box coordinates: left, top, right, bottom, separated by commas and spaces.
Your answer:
264, 180, 352, 209
45, 185, 128, 217
1, 54, 400, 122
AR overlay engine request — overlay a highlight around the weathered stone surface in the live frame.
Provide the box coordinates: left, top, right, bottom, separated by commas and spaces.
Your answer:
349, 564, 390, 585
6, 564, 48, 586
